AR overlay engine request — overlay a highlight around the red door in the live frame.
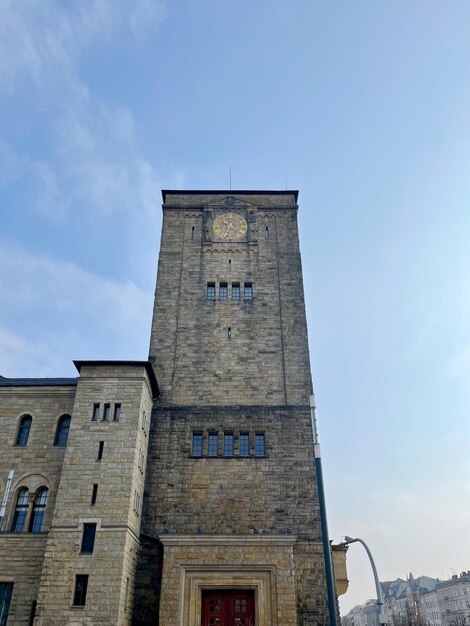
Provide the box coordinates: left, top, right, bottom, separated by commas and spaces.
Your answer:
202, 590, 255, 626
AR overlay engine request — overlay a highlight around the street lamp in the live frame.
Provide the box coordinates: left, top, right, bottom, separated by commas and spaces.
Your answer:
340, 536, 387, 625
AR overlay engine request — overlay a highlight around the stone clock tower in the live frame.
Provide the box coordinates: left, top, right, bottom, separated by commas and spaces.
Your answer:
135, 190, 332, 626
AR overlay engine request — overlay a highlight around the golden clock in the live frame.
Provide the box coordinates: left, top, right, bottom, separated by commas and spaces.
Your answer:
213, 213, 248, 240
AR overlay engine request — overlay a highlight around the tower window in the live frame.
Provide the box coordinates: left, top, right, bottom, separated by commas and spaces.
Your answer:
219, 282, 228, 300
255, 433, 265, 457
227, 327, 232, 339
81, 523, 97, 554
232, 282, 240, 300
113, 404, 121, 422
191, 225, 195, 240
208, 433, 218, 457
244, 282, 253, 300
0, 583, 13, 624
91, 403, 100, 421
207, 282, 215, 300
73, 574, 89, 607
102, 403, 110, 421
97, 441, 104, 461
239, 433, 249, 457
15, 415, 32, 446
91, 484, 98, 505
192, 433, 203, 457
265, 226, 269, 238
224, 433, 234, 457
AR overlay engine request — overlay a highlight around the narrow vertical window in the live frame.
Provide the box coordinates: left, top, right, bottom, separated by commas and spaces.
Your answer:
73, 574, 89, 607
224, 433, 234, 457
219, 282, 228, 300
11, 488, 29, 532
0, 583, 14, 624
191, 225, 195, 240
239, 433, 249, 457
207, 282, 215, 300
97, 441, 104, 461
91, 403, 100, 421
192, 433, 202, 457
227, 327, 232, 339
15, 415, 32, 446
244, 282, 253, 300
208, 433, 218, 457
265, 225, 269, 238
102, 403, 110, 421
81, 523, 97, 554
125, 577, 130, 612
255, 433, 265, 457
232, 282, 240, 300
54, 415, 71, 446
30, 488, 48, 533
113, 404, 121, 422
91, 484, 98, 505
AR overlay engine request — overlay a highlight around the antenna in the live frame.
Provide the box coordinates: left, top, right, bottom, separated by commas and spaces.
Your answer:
229, 165, 232, 190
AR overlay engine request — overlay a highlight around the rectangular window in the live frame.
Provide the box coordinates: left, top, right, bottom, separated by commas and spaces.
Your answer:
224, 433, 234, 457
80, 523, 96, 554
91, 484, 98, 505
91, 403, 100, 421
239, 433, 249, 457
219, 282, 228, 300
232, 282, 240, 300
207, 282, 215, 300
255, 433, 265, 457
97, 441, 104, 461
208, 433, 218, 457
113, 404, 121, 422
73, 574, 89, 607
0, 583, 13, 625
102, 403, 110, 421
244, 282, 253, 300
192, 433, 202, 457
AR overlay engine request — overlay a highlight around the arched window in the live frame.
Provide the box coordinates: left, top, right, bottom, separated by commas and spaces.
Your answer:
54, 415, 71, 446
30, 487, 48, 533
15, 415, 32, 446
11, 488, 29, 532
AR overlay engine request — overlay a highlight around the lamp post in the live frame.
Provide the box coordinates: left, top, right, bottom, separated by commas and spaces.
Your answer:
339, 536, 387, 625
309, 394, 337, 626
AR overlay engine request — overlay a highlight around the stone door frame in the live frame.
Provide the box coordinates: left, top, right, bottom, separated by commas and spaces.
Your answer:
182, 565, 275, 626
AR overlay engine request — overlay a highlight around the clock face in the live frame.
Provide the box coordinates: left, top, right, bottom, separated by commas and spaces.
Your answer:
213, 213, 248, 240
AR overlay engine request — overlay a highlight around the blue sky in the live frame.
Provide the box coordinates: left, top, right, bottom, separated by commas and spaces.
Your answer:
1, 0, 469, 613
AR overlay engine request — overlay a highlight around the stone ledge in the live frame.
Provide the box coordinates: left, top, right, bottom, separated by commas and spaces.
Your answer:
160, 534, 297, 546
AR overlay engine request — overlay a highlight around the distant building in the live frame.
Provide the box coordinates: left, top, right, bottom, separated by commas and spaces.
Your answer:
436, 572, 470, 626
342, 572, 470, 626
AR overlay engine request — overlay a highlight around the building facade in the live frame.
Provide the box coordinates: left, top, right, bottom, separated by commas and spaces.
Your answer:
0, 190, 334, 626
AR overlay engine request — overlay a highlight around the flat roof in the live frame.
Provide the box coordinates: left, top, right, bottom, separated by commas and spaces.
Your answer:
0, 375, 77, 387
73, 360, 159, 398
161, 189, 299, 203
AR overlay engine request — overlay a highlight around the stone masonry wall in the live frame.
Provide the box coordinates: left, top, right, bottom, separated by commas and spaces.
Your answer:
148, 192, 313, 405
143, 405, 321, 537
35, 363, 154, 626
0, 383, 75, 623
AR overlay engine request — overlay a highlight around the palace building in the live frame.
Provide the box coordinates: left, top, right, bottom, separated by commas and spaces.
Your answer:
0, 190, 343, 626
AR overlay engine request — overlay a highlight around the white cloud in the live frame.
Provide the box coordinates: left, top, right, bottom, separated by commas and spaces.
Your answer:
0, 240, 153, 376
0, 0, 166, 220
